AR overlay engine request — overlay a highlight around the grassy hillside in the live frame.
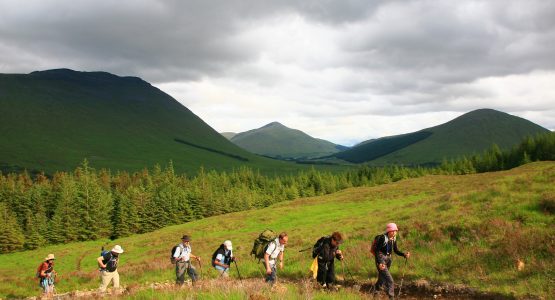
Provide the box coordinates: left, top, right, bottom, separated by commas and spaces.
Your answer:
230, 122, 347, 159
0, 69, 319, 175
336, 109, 549, 165
0, 162, 553, 299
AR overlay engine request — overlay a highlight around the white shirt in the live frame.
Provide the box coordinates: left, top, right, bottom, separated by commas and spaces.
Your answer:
173, 243, 192, 261
265, 238, 284, 265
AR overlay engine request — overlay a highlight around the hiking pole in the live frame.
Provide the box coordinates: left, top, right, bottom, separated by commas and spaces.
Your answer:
198, 258, 203, 279
397, 258, 408, 299
234, 261, 243, 283
298, 246, 312, 253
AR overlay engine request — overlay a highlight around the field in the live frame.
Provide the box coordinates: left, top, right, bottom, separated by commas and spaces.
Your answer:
0, 162, 553, 299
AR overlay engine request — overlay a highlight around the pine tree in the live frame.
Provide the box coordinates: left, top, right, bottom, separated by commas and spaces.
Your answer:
0, 202, 25, 253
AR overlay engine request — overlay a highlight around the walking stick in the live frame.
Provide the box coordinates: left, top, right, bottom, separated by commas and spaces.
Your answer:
198, 258, 203, 279
397, 258, 408, 298
234, 260, 243, 283
298, 246, 312, 253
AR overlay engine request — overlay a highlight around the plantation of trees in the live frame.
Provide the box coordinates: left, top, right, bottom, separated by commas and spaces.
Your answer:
1, 132, 553, 253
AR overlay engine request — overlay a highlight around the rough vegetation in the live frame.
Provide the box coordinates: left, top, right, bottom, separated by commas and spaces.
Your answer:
0, 162, 553, 299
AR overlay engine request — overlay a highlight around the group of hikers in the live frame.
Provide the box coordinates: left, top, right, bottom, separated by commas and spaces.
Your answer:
37, 223, 409, 300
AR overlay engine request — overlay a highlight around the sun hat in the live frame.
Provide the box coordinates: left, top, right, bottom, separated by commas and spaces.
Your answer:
111, 245, 124, 254
44, 254, 55, 261
181, 235, 191, 241
223, 240, 233, 250
386, 223, 399, 232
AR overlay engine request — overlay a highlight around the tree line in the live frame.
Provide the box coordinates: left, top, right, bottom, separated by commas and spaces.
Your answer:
1, 132, 553, 253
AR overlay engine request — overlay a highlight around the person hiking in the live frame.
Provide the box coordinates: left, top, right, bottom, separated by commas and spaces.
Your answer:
173, 235, 200, 285
373, 223, 410, 300
212, 240, 235, 278
263, 232, 288, 286
37, 254, 56, 296
97, 245, 124, 293
314, 232, 344, 289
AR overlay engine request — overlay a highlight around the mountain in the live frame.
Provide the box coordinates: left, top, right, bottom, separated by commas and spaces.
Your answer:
0, 69, 307, 174
220, 132, 237, 140
334, 109, 549, 165
229, 122, 348, 159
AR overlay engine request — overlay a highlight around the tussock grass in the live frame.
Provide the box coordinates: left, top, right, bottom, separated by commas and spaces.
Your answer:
0, 162, 554, 299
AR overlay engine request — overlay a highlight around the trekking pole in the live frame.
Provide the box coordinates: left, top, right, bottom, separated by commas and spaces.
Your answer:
298, 246, 312, 253
198, 258, 203, 279
234, 261, 243, 283
340, 260, 347, 285
397, 257, 408, 299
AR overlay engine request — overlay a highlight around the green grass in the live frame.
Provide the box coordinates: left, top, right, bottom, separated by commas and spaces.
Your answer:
337, 109, 549, 165
0, 69, 347, 176
0, 162, 554, 299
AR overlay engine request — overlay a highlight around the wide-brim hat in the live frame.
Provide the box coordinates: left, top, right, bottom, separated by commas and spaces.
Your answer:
44, 254, 55, 261
111, 245, 124, 254
181, 235, 191, 241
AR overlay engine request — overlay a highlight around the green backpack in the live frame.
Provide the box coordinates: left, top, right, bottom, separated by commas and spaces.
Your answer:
251, 229, 277, 260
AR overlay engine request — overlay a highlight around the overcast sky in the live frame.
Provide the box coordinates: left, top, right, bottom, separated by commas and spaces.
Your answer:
1, 0, 554, 146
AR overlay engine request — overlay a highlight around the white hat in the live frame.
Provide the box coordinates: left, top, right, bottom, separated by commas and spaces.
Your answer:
223, 240, 232, 250
111, 245, 124, 254
44, 254, 55, 261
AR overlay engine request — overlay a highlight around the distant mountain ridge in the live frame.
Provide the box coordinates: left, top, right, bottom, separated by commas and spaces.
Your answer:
0, 69, 300, 174
334, 109, 549, 165
227, 122, 348, 159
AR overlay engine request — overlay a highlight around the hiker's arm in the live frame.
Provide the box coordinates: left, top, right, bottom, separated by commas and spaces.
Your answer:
191, 253, 201, 261
264, 253, 271, 274
393, 241, 406, 257
97, 256, 106, 268
214, 258, 228, 269
335, 249, 343, 260
278, 251, 284, 269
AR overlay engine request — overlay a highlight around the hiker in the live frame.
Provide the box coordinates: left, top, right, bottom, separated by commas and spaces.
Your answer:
173, 235, 200, 284
373, 223, 410, 299
37, 253, 56, 296
263, 232, 288, 285
97, 245, 124, 292
314, 232, 344, 288
212, 240, 235, 278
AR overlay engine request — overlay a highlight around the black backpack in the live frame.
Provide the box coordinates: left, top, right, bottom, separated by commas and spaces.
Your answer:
312, 236, 329, 258
211, 244, 225, 267
170, 245, 182, 264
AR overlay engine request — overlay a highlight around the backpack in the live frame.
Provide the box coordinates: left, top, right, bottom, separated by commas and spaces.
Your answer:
170, 245, 180, 264
370, 234, 385, 256
251, 229, 277, 260
35, 262, 44, 279
312, 236, 329, 258
211, 244, 225, 267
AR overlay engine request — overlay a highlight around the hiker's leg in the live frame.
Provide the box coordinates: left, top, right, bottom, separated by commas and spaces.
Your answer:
265, 264, 277, 285
176, 261, 186, 284
112, 270, 120, 289
326, 261, 335, 286
187, 262, 198, 282
99, 271, 111, 292
316, 260, 327, 285
383, 258, 394, 298
217, 268, 229, 278
375, 263, 383, 291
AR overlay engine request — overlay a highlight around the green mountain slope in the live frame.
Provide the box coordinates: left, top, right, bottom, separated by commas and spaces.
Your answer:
0, 69, 306, 174
335, 109, 549, 164
230, 122, 347, 159
0, 162, 553, 298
